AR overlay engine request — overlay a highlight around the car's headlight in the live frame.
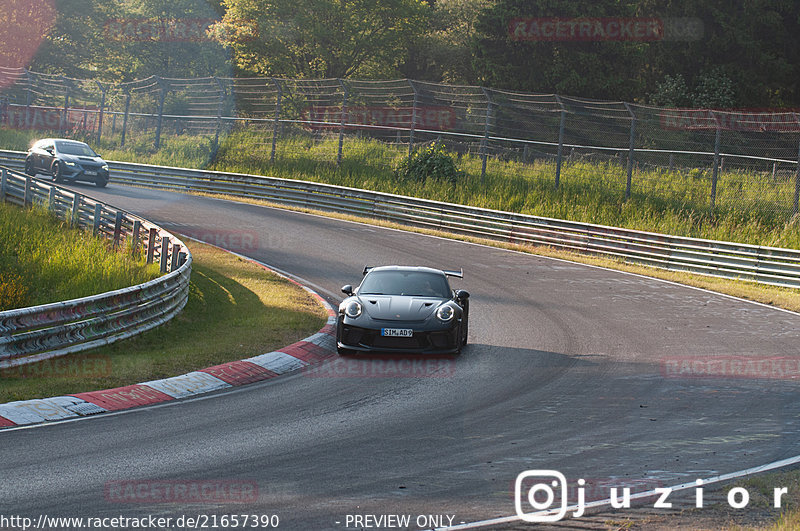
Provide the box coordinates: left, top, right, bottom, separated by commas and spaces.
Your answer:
63, 161, 76, 166
344, 300, 362, 318
435, 304, 454, 322
101, 164, 109, 171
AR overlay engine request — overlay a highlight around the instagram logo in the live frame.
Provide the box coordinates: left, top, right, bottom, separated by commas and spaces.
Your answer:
514, 470, 570, 522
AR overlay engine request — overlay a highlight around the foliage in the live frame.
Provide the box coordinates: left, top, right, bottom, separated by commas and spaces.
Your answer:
212, 0, 429, 78
398, 0, 490, 84
25, 0, 232, 81
472, 0, 800, 106
650, 68, 736, 108
649, 74, 692, 108
394, 141, 464, 184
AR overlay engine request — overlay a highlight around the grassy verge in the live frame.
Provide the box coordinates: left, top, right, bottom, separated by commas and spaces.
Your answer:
2, 127, 798, 250
0, 202, 160, 311
0, 240, 327, 403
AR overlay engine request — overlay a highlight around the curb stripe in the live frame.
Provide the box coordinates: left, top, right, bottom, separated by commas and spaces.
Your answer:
73, 384, 175, 412
200, 360, 278, 386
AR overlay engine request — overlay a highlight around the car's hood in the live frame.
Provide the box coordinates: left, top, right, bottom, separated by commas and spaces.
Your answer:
358, 295, 442, 321
61, 154, 103, 164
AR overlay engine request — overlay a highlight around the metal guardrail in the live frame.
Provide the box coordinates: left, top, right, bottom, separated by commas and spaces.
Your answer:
2, 149, 799, 290
0, 162, 191, 368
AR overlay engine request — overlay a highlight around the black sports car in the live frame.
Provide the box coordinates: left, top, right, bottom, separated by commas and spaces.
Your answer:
25, 138, 110, 187
337, 265, 470, 355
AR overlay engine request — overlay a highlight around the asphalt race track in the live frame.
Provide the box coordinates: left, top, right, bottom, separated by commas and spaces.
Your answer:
2, 181, 800, 529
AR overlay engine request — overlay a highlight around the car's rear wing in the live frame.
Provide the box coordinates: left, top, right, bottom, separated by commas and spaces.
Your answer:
443, 268, 463, 279
362, 266, 463, 278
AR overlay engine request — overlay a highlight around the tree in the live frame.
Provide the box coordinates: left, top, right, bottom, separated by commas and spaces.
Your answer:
212, 0, 430, 78
398, 0, 490, 84
471, 0, 650, 100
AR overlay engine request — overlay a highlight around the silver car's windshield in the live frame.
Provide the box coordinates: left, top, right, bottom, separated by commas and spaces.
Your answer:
359, 271, 450, 298
55, 141, 96, 157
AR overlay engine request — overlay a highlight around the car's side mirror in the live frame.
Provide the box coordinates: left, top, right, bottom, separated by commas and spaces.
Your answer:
455, 290, 470, 301
341, 285, 354, 296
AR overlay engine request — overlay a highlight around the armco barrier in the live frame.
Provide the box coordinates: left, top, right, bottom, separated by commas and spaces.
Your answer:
1, 149, 800, 289
0, 164, 191, 368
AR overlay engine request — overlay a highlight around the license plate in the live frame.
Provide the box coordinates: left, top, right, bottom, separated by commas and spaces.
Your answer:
381, 328, 413, 337
85, 170, 97, 176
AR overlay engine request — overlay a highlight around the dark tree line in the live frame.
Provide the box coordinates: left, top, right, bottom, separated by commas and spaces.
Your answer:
11, 0, 800, 106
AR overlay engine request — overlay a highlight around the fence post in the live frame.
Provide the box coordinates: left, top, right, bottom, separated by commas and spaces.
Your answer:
160, 235, 170, 273
170, 243, 181, 271
120, 90, 131, 147
93, 203, 102, 235
271, 78, 282, 164
0, 168, 5, 202
71, 193, 81, 227
554, 95, 566, 189
624, 103, 636, 199
480, 87, 493, 183
48, 186, 55, 212
146, 227, 157, 264
96, 81, 106, 144
212, 77, 225, 155
113, 210, 123, 248
132, 220, 141, 256
24, 70, 32, 128
710, 111, 722, 210
154, 77, 167, 150
60, 76, 73, 133
337, 79, 348, 166
794, 113, 800, 215
24, 176, 32, 207
408, 80, 418, 160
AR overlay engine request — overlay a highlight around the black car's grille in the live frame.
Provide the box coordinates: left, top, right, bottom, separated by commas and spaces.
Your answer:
340, 324, 458, 352
372, 335, 422, 349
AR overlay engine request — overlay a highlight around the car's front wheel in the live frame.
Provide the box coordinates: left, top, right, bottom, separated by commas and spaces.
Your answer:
95, 174, 108, 188
51, 161, 64, 183
24, 159, 35, 176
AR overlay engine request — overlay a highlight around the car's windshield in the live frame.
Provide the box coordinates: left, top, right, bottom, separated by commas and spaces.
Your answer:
55, 141, 96, 157
359, 270, 450, 298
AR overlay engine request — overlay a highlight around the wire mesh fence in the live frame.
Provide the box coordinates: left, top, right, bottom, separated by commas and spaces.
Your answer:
1, 66, 799, 220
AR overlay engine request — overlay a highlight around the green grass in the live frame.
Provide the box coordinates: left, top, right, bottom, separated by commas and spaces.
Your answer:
208, 130, 800, 250
0, 240, 326, 402
0, 202, 160, 311
3, 126, 798, 250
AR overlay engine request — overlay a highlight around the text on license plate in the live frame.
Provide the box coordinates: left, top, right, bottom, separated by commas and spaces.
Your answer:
85, 170, 97, 175
381, 328, 413, 337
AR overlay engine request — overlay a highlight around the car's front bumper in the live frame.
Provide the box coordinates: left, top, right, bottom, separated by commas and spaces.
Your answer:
61, 163, 108, 182
337, 319, 461, 355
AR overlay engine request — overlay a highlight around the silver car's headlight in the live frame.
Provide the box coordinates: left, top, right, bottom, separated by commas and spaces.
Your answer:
435, 304, 454, 322
63, 161, 76, 166
101, 164, 109, 171
344, 300, 362, 318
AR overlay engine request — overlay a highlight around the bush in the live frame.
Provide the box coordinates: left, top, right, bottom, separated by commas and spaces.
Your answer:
394, 141, 464, 184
